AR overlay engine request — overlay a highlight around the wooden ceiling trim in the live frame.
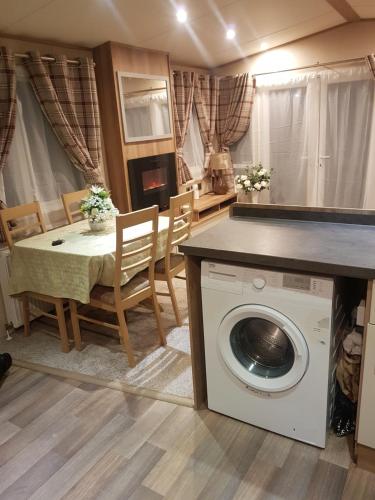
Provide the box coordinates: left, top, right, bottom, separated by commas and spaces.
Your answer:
326, 0, 361, 22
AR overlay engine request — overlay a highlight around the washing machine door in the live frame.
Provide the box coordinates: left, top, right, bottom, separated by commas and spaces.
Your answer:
218, 304, 309, 393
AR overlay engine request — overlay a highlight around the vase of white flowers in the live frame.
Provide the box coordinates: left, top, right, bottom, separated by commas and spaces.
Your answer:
80, 185, 119, 232
235, 164, 271, 203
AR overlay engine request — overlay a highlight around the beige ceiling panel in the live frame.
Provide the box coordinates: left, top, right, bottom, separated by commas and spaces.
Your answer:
0, 0, 52, 31
0, 0, 348, 67
2, 0, 172, 46
1, 0, 236, 47
144, 1, 344, 66
212, 11, 345, 65
212, 0, 342, 40
347, 1, 375, 18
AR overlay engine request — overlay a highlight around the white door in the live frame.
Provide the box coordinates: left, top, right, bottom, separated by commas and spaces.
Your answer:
218, 304, 309, 393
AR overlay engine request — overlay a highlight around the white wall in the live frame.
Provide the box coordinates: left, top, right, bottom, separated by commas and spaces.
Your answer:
213, 21, 375, 76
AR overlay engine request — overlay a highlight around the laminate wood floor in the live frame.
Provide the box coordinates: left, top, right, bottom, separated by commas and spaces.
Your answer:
1, 367, 374, 500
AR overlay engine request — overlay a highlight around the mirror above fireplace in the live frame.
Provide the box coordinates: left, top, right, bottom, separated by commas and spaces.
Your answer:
118, 72, 173, 143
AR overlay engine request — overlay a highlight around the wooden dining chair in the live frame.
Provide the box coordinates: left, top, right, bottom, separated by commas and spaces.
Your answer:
155, 191, 194, 326
61, 189, 89, 224
0, 201, 71, 352
69, 205, 166, 367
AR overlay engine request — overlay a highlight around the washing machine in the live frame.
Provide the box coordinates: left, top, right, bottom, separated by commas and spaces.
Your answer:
201, 260, 345, 448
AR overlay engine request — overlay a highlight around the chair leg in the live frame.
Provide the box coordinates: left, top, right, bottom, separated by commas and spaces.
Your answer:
21, 295, 30, 337
167, 277, 182, 327
69, 300, 82, 351
55, 300, 70, 353
117, 309, 135, 368
152, 292, 166, 346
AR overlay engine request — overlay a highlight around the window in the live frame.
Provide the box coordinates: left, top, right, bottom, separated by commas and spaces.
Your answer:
0, 66, 84, 228
183, 107, 205, 180
231, 64, 375, 209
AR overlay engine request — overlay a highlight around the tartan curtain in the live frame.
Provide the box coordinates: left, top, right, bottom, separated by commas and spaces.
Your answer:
216, 73, 256, 187
194, 74, 219, 170
0, 47, 16, 172
0, 47, 16, 242
24, 52, 103, 185
172, 71, 195, 185
367, 54, 375, 79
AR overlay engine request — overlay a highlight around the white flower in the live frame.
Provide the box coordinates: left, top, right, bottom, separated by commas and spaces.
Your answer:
90, 185, 105, 195
259, 168, 266, 175
91, 207, 99, 216
254, 182, 261, 191
240, 175, 247, 181
261, 180, 268, 187
244, 180, 251, 187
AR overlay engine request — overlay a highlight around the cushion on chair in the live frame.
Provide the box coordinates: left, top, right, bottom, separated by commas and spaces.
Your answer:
90, 274, 150, 305
155, 253, 185, 274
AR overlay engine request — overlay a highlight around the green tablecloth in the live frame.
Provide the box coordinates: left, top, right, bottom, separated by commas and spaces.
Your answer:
9, 216, 170, 304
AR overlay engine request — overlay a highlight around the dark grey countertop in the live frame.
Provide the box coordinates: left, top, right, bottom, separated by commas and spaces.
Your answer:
180, 214, 375, 279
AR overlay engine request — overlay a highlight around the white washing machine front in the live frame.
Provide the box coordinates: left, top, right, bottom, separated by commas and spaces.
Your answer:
201, 260, 335, 447
218, 303, 309, 393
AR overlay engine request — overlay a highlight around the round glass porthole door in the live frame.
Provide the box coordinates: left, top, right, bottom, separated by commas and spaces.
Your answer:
218, 305, 309, 393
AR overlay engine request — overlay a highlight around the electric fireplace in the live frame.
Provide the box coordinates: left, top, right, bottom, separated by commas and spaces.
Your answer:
127, 153, 177, 211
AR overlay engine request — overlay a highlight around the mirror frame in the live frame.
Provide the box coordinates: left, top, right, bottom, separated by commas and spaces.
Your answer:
117, 71, 174, 143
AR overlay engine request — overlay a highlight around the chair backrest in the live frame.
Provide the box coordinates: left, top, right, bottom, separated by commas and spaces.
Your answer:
114, 205, 159, 298
165, 191, 194, 271
61, 189, 89, 224
0, 201, 46, 248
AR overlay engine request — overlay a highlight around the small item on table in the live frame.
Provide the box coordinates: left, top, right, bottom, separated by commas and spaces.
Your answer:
52, 239, 65, 246
192, 183, 200, 200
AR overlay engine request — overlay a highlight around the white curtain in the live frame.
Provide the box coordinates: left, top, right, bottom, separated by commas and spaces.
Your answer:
183, 106, 205, 180
231, 63, 375, 208
125, 93, 170, 137
0, 65, 84, 228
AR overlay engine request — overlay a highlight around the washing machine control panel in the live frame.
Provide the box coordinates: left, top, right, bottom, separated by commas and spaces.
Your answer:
201, 261, 333, 299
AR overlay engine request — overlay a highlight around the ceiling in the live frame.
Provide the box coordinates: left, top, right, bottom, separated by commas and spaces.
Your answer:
0, 0, 374, 68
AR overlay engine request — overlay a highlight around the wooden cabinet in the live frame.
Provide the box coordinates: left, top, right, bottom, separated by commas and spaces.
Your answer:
356, 280, 375, 472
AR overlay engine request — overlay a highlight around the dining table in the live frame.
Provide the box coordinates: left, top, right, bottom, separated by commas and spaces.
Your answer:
8, 216, 171, 304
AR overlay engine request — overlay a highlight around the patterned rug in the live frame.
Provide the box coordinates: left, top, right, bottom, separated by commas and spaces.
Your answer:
0, 279, 193, 405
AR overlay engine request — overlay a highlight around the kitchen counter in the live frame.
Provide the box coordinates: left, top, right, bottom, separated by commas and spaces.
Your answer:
180, 204, 375, 279
179, 203, 375, 472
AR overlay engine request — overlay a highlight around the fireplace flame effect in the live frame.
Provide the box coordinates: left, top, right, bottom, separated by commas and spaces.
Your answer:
143, 181, 167, 192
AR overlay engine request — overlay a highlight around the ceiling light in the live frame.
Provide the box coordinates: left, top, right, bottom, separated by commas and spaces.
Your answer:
176, 8, 187, 23
260, 42, 269, 51
226, 28, 236, 40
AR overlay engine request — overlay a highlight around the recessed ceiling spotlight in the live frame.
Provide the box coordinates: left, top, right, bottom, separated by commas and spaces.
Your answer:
176, 7, 187, 23
226, 28, 236, 40
260, 42, 269, 50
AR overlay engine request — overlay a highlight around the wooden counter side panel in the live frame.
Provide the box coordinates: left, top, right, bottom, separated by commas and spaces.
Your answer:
185, 255, 207, 409
357, 322, 375, 450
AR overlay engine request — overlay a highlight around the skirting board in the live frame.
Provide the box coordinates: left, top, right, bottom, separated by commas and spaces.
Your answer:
357, 444, 375, 473
12, 358, 194, 409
